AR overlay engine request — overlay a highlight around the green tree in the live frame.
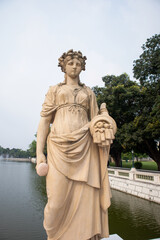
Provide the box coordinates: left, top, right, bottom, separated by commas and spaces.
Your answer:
133, 34, 160, 86
131, 33, 160, 170
28, 133, 47, 158
93, 73, 141, 166
0, 146, 30, 158
93, 34, 160, 170
28, 140, 37, 158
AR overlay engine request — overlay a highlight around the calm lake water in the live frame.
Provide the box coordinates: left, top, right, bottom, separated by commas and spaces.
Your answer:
0, 160, 160, 240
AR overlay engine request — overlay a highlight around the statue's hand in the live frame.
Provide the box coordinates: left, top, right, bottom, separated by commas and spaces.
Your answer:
36, 153, 48, 177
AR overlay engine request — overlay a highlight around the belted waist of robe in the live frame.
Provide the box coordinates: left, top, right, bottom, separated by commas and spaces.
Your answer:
56, 103, 88, 113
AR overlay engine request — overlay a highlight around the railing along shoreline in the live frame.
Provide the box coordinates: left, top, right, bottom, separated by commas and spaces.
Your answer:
108, 166, 160, 185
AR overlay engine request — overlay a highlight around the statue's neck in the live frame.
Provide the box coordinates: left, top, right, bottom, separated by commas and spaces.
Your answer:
66, 76, 80, 86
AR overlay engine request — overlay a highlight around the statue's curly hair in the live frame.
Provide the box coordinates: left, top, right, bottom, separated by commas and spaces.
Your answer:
58, 49, 87, 72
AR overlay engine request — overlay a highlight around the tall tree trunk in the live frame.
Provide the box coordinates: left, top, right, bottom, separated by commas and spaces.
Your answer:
111, 151, 122, 167
145, 140, 160, 171
157, 161, 160, 171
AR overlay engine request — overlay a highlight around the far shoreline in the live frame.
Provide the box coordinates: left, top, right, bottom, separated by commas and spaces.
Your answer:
0, 158, 31, 162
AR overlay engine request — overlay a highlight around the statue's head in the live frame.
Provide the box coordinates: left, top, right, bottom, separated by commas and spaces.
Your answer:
58, 49, 87, 73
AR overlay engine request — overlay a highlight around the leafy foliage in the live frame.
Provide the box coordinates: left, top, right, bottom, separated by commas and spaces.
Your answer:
122, 152, 147, 161
132, 34, 160, 170
93, 73, 141, 166
0, 145, 30, 158
28, 134, 47, 158
28, 140, 37, 158
94, 34, 160, 170
133, 34, 160, 86
134, 161, 142, 169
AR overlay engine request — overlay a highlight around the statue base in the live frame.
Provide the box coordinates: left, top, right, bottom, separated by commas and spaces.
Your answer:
102, 234, 123, 240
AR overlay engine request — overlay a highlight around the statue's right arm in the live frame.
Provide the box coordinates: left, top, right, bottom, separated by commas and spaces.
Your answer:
36, 115, 52, 167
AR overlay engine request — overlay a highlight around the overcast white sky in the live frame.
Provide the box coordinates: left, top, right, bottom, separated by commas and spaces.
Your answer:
0, 0, 160, 150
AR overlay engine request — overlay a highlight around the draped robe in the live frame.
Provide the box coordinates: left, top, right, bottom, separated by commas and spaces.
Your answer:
40, 83, 111, 240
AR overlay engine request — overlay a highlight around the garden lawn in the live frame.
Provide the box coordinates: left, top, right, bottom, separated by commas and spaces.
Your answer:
109, 161, 158, 171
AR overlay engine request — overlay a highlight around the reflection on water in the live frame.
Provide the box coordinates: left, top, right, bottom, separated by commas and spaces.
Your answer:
0, 160, 47, 240
109, 189, 160, 240
0, 160, 160, 240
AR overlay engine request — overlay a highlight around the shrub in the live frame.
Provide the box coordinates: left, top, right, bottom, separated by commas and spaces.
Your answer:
134, 161, 142, 169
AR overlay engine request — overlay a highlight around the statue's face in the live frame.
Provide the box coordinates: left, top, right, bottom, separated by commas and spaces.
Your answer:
65, 58, 82, 78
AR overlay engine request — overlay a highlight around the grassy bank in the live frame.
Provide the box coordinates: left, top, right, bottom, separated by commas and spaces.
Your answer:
109, 160, 158, 171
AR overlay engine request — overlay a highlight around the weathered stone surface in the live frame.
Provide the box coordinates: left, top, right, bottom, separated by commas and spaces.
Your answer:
102, 234, 123, 240
150, 190, 159, 197
36, 50, 117, 240
153, 197, 160, 204
109, 175, 160, 204
142, 187, 150, 194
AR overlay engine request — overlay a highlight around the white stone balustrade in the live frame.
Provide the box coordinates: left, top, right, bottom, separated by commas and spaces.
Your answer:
108, 167, 160, 204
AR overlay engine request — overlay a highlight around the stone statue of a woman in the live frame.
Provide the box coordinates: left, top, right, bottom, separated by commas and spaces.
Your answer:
36, 49, 117, 240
